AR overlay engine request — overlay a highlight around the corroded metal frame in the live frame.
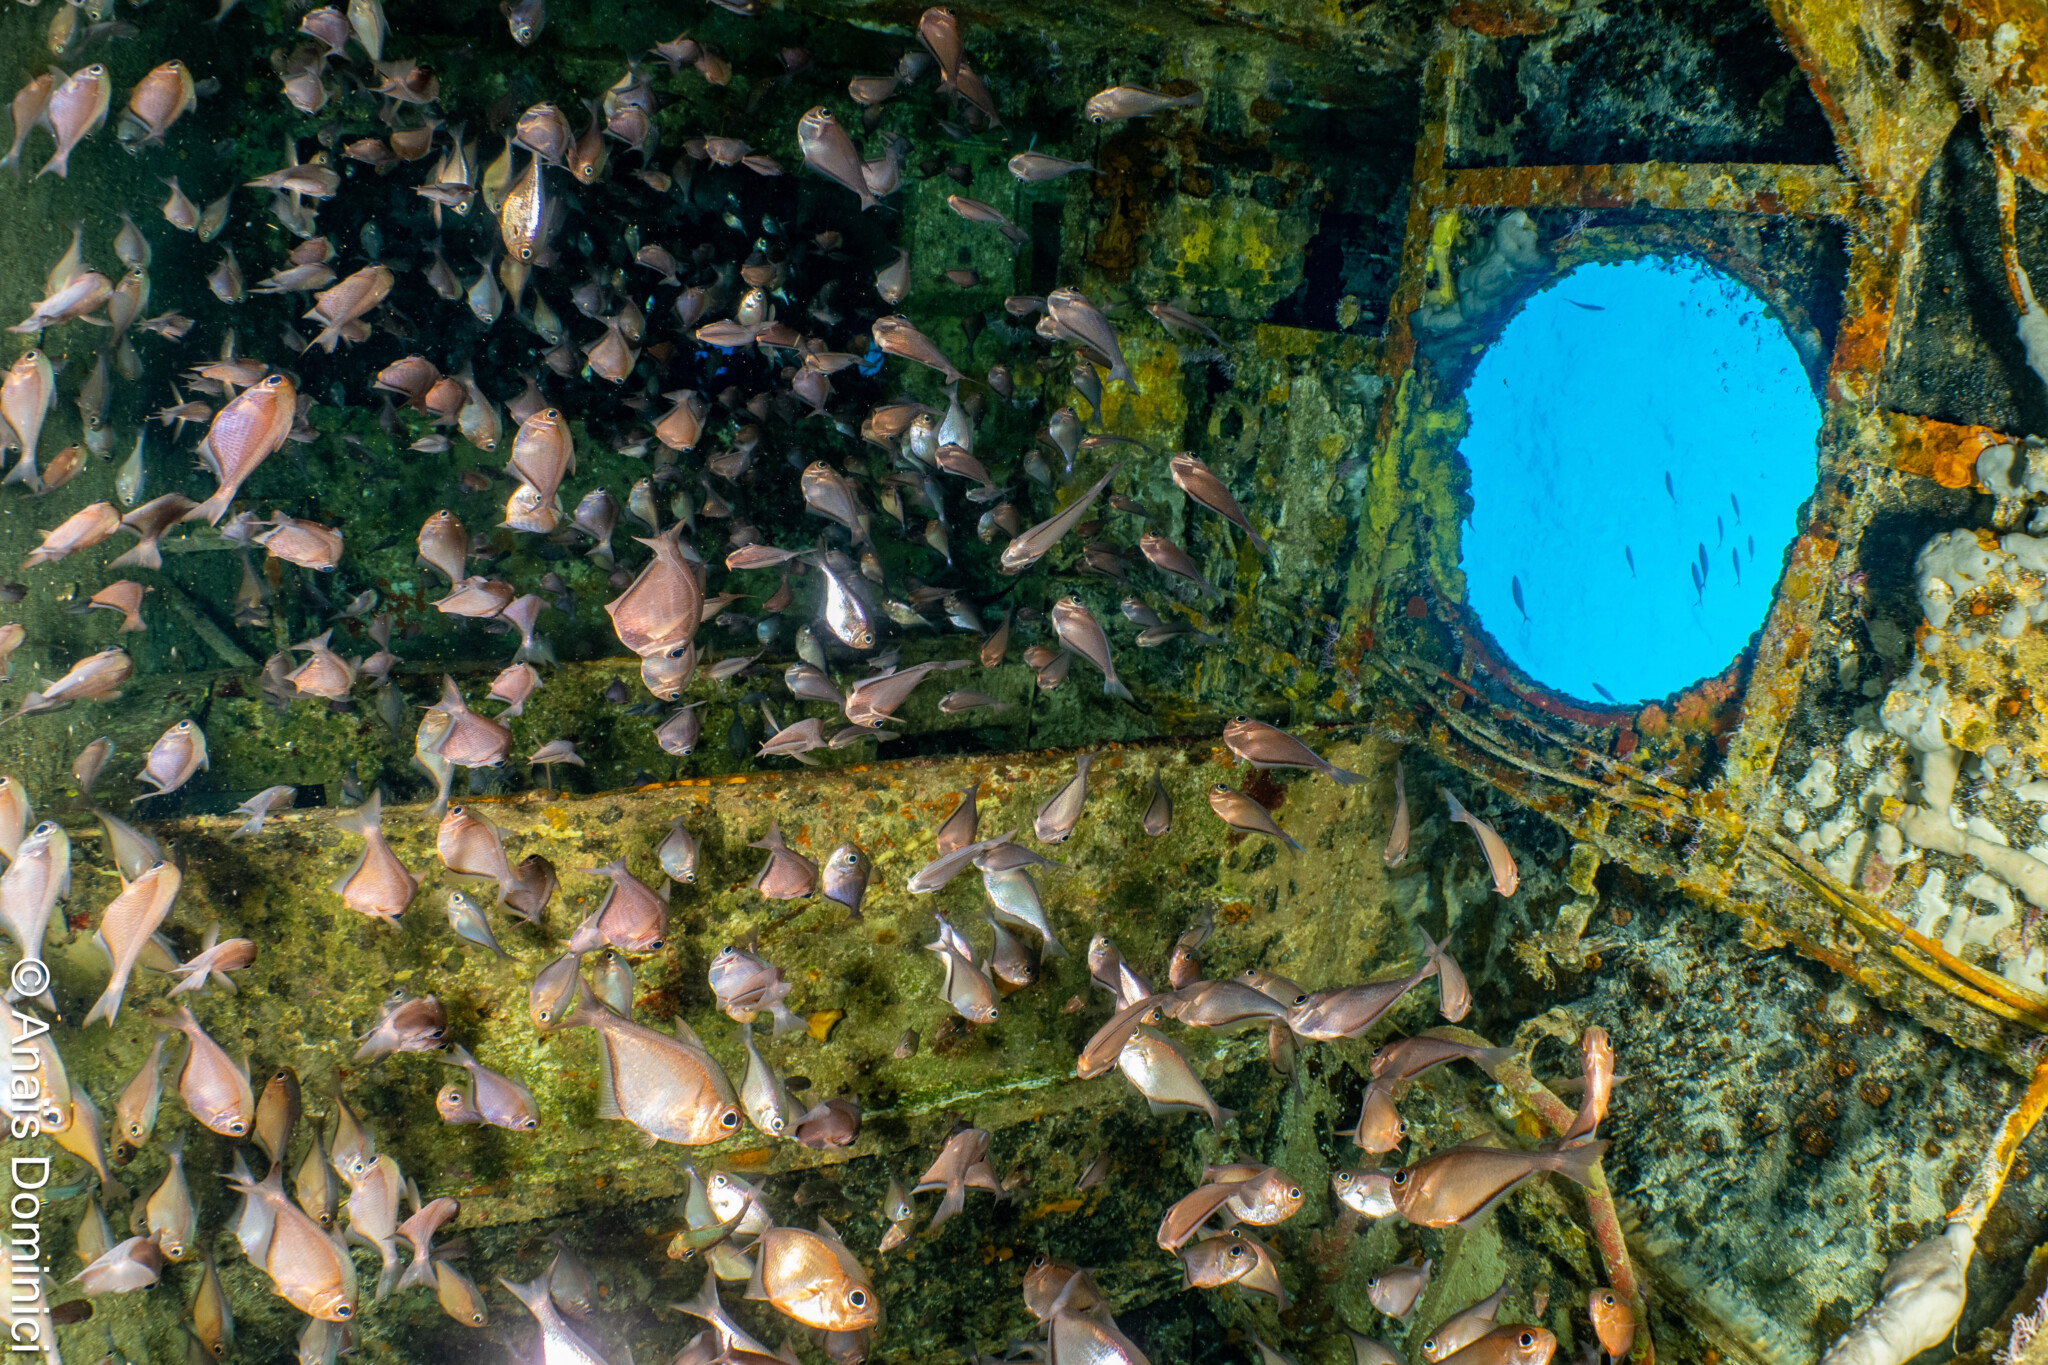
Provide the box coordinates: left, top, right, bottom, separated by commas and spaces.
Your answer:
1357, 18, 2048, 1079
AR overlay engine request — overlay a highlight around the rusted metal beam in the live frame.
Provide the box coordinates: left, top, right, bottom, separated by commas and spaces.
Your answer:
1431, 162, 1859, 216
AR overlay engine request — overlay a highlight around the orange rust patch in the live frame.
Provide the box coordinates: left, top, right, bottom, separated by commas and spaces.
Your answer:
726, 1146, 775, 1170
1446, 0, 1559, 35
1031, 1198, 1084, 1218
1885, 415, 2011, 489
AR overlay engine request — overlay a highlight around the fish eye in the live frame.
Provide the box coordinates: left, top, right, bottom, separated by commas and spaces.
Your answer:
537, 1009, 551, 1023
1599, 1292, 1615, 1306
212, 1345, 227, 1358
1031, 1254, 1047, 1268
470, 1312, 485, 1324
720, 1110, 740, 1128
520, 248, 534, 261
1518, 1334, 1535, 1348
848, 1288, 868, 1308
1423, 1340, 1438, 1353
1287, 1187, 1301, 1199
522, 1118, 538, 1130
1228, 1245, 1243, 1259
335, 1305, 352, 1319
1334, 1172, 1352, 1186
648, 938, 665, 950
1292, 994, 1308, 1006
227, 1120, 247, 1135
1391, 1171, 1407, 1185
1367, 1276, 1380, 1288
771, 1118, 784, 1133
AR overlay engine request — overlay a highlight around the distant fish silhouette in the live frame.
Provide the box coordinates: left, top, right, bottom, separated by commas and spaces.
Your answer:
1747, 534, 1755, 559
1690, 563, 1702, 604
1665, 472, 1676, 503
1731, 549, 1741, 585
1730, 493, 1741, 521
1697, 543, 1709, 579
1716, 515, 1724, 546
1592, 682, 1616, 703
1566, 300, 1605, 311
1624, 545, 1636, 577
1511, 575, 1527, 621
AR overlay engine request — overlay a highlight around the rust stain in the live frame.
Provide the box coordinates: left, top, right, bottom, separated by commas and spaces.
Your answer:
1445, 0, 1559, 36
1434, 163, 1858, 216
1881, 414, 2014, 489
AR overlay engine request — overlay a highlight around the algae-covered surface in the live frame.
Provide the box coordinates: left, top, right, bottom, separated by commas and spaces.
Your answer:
3, 0, 2048, 1361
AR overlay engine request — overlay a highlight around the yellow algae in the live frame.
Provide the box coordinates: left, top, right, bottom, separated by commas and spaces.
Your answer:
807, 1008, 845, 1042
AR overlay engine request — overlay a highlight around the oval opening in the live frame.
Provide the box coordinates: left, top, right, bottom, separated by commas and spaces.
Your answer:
1456, 255, 1821, 707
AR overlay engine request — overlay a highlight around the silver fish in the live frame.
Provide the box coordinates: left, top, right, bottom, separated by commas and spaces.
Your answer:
1000, 464, 1120, 574
1034, 752, 1096, 843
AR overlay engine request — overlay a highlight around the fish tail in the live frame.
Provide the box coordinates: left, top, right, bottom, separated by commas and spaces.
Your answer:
395, 1251, 436, 1294
1474, 1045, 1517, 1078
1103, 678, 1134, 702
1210, 1105, 1237, 1133
1543, 1137, 1611, 1187
671, 1270, 725, 1325
188, 485, 235, 527
1415, 928, 1447, 982
929, 1185, 964, 1230
79, 980, 124, 1030
496, 1272, 552, 1316
768, 1002, 805, 1037
1038, 933, 1068, 961
1281, 830, 1303, 853
1326, 762, 1367, 787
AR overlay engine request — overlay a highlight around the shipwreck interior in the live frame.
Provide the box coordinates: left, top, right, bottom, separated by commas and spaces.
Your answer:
2, 0, 2048, 1362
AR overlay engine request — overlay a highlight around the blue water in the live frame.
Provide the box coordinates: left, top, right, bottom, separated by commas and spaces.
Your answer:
1457, 256, 1821, 706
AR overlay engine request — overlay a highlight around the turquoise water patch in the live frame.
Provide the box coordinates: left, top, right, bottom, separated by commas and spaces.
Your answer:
1457, 255, 1821, 706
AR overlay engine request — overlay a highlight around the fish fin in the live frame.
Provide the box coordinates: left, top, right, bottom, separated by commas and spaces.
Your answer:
1280, 831, 1303, 853
744, 1244, 770, 1302
1451, 1173, 1542, 1229
1475, 1046, 1517, 1077
1211, 1105, 1237, 1133
80, 973, 127, 1029
188, 484, 236, 527
768, 1003, 805, 1037
396, 1252, 435, 1293
1104, 678, 1134, 701
593, 1037, 622, 1122
106, 540, 162, 572
927, 1184, 964, 1231
496, 1272, 552, 1316
328, 845, 371, 898
1542, 1138, 1610, 1188
671, 1272, 726, 1328
672, 1015, 706, 1049
1441, 787, 1467, 821
1326, 761, 1367, 787
330, 788, 385, 839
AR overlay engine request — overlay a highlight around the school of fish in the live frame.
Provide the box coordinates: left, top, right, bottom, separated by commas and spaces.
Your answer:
0, 0, 1628, 1360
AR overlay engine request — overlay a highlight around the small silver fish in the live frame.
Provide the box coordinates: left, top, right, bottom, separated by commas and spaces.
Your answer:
1034, 752, 1096, 843
445, 890, 508, 957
